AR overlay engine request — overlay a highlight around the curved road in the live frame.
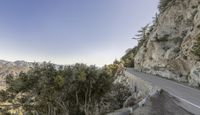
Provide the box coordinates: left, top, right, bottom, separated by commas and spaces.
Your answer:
127, 68, 200, 115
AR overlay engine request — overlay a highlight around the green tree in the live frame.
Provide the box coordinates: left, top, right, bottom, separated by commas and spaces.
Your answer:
3, 62, 117, 115
132, 24, 150, 49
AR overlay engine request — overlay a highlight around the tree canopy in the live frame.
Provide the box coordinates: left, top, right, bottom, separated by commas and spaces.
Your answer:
1, 62, 119, 115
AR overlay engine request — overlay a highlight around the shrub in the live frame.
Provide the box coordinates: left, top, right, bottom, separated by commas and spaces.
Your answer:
191, 5, 198, 9
181, 30, 188, 38
192, 37, 200, 60
121, 47, 138, 67
3, 62, 118, 115
173, 47, 181, 53
158, 0, 175, 12
197, 24, 200, 29
162, 46, 170, 51
191, 10, 198, 17
99, 83, 131, 114
156, 34, 169, 42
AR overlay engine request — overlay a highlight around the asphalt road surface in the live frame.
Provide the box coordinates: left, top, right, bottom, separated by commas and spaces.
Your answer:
127, 68, 200, 115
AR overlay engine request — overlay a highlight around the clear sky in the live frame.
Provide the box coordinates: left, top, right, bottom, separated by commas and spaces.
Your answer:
0, 0, 158, 66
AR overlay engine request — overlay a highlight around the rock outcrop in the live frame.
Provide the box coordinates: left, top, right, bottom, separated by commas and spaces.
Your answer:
134, 0, 200, 87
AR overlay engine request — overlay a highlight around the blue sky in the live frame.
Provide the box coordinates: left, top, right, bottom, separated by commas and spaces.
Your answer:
0, 0, 158, 66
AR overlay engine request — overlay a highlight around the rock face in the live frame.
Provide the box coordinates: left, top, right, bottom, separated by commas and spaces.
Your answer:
134, 0, 200, 87
0, 60, 31, 90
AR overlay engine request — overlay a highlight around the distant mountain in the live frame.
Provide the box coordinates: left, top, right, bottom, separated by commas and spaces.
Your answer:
0, 60, 32, 90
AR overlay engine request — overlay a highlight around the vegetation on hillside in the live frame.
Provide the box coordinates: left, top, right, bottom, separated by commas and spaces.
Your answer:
121, 47, 137, 67
192, 36, 200, 60
158, 0, 175, 13
133, 24, 150, 48
121, 24, 150, 67
0, 62, 131, 115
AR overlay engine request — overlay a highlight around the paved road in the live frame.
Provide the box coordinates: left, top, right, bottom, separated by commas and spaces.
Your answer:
127, 68, 200, 115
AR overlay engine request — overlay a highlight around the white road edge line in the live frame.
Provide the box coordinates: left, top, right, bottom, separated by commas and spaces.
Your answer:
127, 69, 200, 109
170, 92, 200, 109
134, 69, 200, 93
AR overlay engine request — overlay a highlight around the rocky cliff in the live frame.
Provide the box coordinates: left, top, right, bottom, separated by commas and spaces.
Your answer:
134, 0, 200, 87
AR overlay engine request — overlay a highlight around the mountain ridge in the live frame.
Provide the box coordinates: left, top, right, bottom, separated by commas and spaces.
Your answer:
0, 60, 32, 90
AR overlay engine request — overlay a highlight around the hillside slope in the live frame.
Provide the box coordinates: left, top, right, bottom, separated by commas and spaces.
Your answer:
134, 0, 200, 87
0, 60, 31, 90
